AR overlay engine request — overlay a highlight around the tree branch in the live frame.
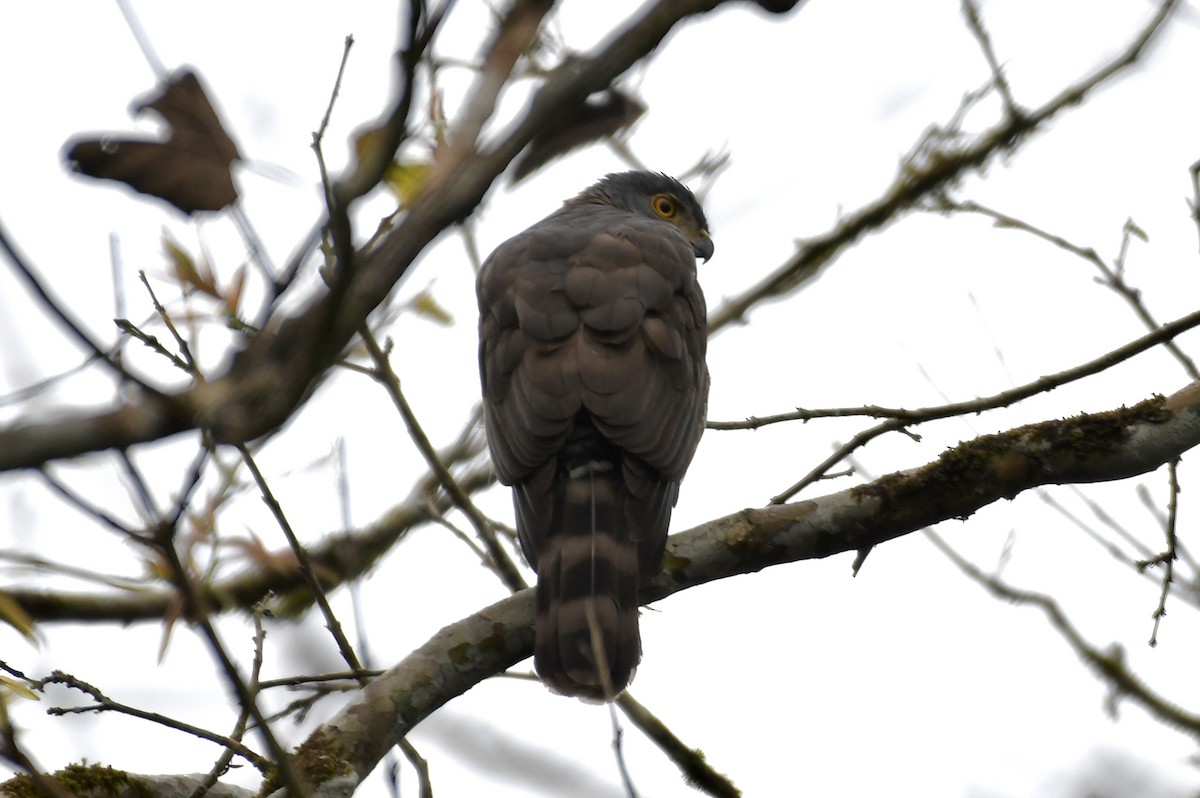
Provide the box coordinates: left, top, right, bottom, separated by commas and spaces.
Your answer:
277, 379, 1200, 795
0, 1, 1176, 471
8, 444, 494, 623
707, 0, 1179, 333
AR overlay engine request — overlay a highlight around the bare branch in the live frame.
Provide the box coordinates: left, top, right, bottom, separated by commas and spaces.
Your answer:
708, 277, 1200, 429
1, 767, 256, 798
293, 380, 1200, 792
237, 446, 368, 675
739, 299, 1200, 501
0, 220, 142, 389
137, 271, 199, 375
926, 528, 1200, 738
960, 0, 1017, 116
316, 35, 355, 142
39, 670, 269, 772
10, 421, 493, 623
1139, 459, 1180, 646
396, 739, 431, 798
1, 0, 1174, 474
0, 0, 759, 473
357, 328, 527, 591
616, 692, 739, 798
708, 0, 1179, 333
935, 199, 1200, 380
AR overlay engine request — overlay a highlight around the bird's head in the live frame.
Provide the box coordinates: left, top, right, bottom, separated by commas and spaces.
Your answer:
573, 171, 714, 261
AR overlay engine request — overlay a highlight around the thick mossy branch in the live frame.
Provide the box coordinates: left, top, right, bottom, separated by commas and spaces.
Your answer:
256, 730, 355, 798
298, 382, 1200, 793
2, 766, 254, 798
2, 764, 151, 798
854, 396, 1169, 515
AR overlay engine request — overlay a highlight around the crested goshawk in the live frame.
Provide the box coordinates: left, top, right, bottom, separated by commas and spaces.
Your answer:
477, 171, 712, 700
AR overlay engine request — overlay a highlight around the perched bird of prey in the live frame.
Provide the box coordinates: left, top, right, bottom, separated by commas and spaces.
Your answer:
477, 171, 712, 700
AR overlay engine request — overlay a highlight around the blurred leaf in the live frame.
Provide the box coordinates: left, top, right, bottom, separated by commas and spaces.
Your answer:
382, 161, 430, 207
143, 552, 173, 582
0, 675, 39, 702
62, 68, 241, 214
224, 528, 299, 575
0, 591, 35, 641
157, 593, 182, 664
162, 231, 219, 298
163, 234, 199, 285
223, 264, 247, 317
269, 587, 315, 619
354, 121, 433, 208
405, 288, 454, 326
353, 123, 390, 167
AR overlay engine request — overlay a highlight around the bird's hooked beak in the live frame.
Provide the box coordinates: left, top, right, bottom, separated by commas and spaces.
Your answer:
693, 233, 714, 262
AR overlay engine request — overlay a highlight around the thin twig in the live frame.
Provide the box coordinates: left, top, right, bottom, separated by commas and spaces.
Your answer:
188, 608, 269, 798
938, 199, 1200, 380
926, 528, 1200, 738
358, 327, 527, 591
715, 279, 1200, 436
708, 0, 1180, 333
311, 32, 357, 293
960, 0, 1018, 116
11, 431, 495, 623
616, 692, 739, 798
257, 670, 382, 691
114, 319, 193, 373
0, 222, 149, 389
138, 271, 198, 375
41, 671, 270, 772
608, 702, 639, 798
397, 739, 432, 798
151, 507, 310, 797
317, 35, 355, 140
715, 296, 1200, 502
115, 0, 166, 77
118, 448, 162, 523
1065, 484, 1154, 561
427, 513, 492, 563
37, 467, 143, 540
1140, 459, 1180, 646
770, 419, 902, 504
230, 206, 279, 292
238, 446, 369, 675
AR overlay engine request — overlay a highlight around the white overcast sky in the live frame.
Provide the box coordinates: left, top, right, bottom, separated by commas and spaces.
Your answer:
3, 1, 1200, 796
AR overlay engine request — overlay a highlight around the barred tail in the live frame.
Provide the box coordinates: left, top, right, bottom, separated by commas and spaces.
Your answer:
534, 468, 641, 701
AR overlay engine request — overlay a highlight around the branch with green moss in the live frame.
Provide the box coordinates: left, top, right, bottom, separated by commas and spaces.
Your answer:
1, 764, 254, 798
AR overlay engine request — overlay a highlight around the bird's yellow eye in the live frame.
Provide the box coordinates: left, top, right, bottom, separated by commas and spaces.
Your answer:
651, 194, 677, 220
